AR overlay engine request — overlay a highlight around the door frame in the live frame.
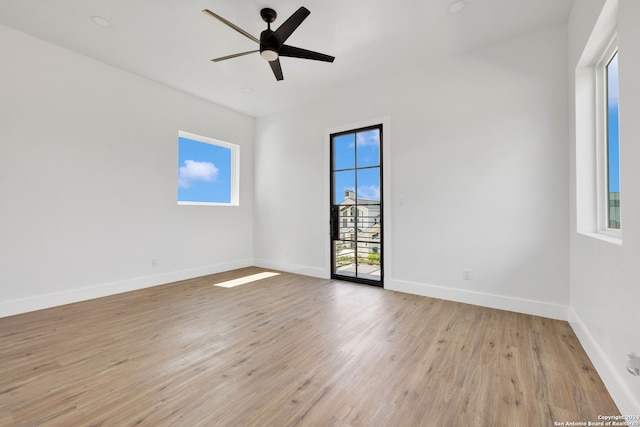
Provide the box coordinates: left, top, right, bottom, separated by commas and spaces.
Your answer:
325, 117, 391, 287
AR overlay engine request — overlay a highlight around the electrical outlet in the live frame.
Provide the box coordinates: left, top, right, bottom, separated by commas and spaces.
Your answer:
463, 268, 471, 280
151, 258, 157, 267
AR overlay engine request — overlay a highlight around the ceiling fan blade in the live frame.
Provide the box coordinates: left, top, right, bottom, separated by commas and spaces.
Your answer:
279, 45, 335, 62
270, 7, 310, 46
269, 59, 284, 81
202, 9, 260, 44
211, 50, 259, 62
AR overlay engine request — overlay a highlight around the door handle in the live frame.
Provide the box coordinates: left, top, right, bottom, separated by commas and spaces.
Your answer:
330, 206, 339, 240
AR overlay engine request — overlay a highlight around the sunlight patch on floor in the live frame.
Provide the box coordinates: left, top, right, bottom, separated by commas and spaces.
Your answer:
213, 272, 281, 288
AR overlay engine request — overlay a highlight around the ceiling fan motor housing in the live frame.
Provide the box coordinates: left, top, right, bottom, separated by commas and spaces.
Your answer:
260, 29, 279, 60
259, 8, 280, 61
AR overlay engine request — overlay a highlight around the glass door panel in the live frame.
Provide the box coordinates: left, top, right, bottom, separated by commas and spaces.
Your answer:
330, 125, 383, 286
355, 128, 380, 168
333, 133, 356, 170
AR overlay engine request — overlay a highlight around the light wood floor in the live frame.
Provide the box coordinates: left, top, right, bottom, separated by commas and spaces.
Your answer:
0, 267, 619, 426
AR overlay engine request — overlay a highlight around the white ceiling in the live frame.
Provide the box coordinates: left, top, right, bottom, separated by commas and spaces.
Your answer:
0, 0, 573, 117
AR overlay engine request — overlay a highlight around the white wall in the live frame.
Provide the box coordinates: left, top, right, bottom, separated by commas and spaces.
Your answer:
0, 24, 255, 317
568, 0, 640, 414
254, 24, 570, 320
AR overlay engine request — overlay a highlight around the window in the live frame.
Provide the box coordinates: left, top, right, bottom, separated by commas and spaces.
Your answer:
604, 50, 620, 229
575, 0, 620, 244
177, 131, 239, 206
597, 36, 620, 232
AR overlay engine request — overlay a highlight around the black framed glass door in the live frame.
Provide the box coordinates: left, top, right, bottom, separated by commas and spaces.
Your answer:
330, 124, 383, 286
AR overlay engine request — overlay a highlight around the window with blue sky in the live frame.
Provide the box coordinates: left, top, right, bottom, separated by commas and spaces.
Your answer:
606, 51, 620, 229
332, 128, 381, 205
177, 131, 239, 205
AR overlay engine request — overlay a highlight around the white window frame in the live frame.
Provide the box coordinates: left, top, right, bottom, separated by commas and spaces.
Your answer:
595, 34, 620, 237
574, 0, 620, 245
177, 130, 240, 206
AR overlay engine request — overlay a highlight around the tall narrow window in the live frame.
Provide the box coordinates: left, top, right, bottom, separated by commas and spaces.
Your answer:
605, 51, 620, 229
575, 0, 619, 243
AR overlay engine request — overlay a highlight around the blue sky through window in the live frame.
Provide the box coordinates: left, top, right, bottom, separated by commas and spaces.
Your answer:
178, 135, 232, 204
333, 128, 380, 204
607, 52, 619, 193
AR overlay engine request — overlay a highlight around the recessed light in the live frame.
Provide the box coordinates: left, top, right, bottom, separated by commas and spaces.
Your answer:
90, 15, 111, 28
448, 0, 467, 13
242, 87, 252, 93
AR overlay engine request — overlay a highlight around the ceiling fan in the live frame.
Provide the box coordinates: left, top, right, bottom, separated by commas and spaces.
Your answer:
202, 6, 335, 81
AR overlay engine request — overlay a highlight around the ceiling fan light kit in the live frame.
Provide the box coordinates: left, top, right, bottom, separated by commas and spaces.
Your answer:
202, 6, 335, 81
260, 50, 279, 61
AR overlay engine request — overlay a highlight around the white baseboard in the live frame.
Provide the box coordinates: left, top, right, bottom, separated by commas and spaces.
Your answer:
386, 278, 569, 321
569, 308, 640, 415
0, 258, 253, 318
253, 258, 329, 280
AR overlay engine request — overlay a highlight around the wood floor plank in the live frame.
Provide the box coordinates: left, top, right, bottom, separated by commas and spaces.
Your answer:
0, 267, 620, 426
